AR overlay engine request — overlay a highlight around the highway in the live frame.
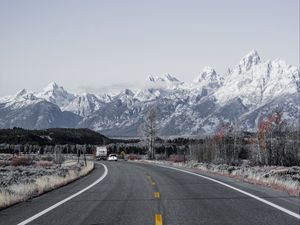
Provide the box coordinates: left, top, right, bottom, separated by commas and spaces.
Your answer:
0, 161, 299, 225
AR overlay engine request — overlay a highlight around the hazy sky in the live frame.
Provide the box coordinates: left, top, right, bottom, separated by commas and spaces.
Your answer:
0, 0, 299, 96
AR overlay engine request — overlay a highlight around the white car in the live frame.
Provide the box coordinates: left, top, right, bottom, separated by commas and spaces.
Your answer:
107, 154, 118, 161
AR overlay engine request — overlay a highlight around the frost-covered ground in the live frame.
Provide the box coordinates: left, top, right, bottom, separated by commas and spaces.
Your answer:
0, 154, 94, 209
141, 160, 300, 196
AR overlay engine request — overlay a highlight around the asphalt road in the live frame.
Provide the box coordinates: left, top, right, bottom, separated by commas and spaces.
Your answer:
0, 161, 299, 225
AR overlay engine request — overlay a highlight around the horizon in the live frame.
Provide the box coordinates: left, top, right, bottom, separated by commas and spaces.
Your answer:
0, 0, 299, 96
1, 49, 299, 97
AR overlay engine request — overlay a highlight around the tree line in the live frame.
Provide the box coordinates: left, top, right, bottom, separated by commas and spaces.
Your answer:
189, 112, 299, 166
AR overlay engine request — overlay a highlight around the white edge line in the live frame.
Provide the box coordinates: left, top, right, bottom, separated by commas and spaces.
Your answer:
17, 163, 108, 225
151, 163, 300, 220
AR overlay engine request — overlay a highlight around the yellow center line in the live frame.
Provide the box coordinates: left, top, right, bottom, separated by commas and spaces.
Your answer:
155, 214, 163, 225
147, 175, 155, 183
154, 192, 160, 199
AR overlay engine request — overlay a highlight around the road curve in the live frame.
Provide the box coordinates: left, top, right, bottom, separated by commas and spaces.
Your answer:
0, 161, 299, 225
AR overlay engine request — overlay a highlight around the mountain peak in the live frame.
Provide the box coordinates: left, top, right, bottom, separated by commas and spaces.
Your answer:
238, 50, 261, 71
43, 81, 61, 92
15, 89, 28, 98
193, 66, 217, 83
37, 81, 74, 108
164, 74, 180, 82
149, 74, 180, 83
192, 66, 223, 89
48, 81, 58, 87
120, 89, 134, 96
14, 89, 37, 101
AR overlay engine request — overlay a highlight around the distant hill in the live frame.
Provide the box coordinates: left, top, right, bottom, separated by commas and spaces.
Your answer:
0, 128, 110, 145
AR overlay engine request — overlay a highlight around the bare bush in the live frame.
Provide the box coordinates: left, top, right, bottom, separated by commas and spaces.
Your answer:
11, 157, 33, 167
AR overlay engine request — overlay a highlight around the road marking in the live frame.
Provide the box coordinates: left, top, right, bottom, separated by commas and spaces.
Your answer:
152, 164, 300, 220
17, 163, 108, 225
154, 192, 160, 199
151, 181, 156, 186
155, 214, 163, 225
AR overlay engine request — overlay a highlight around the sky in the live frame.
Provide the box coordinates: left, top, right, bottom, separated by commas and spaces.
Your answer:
0, 0, 299, 96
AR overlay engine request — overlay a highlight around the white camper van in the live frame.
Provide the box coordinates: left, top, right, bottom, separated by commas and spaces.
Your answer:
95, 146, 107, 160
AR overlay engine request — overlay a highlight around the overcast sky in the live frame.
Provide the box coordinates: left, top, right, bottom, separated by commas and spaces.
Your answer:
0, 0, 299, 96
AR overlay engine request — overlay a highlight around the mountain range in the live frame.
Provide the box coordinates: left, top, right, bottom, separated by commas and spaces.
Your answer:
1, 50, 299, 137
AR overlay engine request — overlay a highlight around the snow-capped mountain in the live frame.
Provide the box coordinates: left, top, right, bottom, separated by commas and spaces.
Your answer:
1, 89, 42, 110
36, 82, 75, 108
148, 74, 184, 90
0, 88, 81, 129
214, 50, 299, 107
193, 66, 223, 87
0, 50, 299, 136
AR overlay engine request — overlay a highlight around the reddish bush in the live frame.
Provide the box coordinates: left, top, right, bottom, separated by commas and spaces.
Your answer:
127, 155, 140, 160
11, 157, 33, 166
169, 154, 184, 162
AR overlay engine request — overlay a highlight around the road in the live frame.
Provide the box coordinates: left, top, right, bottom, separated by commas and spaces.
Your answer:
0, 161, 299, 225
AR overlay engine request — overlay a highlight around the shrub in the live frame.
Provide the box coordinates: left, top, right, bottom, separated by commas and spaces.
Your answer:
11, 157, 33, 166
127, 154, 140, 160
169, 154, 184, 162
227, 166, 235, 174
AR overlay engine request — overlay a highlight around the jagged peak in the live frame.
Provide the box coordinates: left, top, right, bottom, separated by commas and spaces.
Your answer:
242, 49, 260, 60
15, 88, 28, 97
120, 89, 134, 96
14, 88, 37, 101
164, 74, 180, 82
238, 50, 261, 71
42, 81, 68, 94
193, 66, 218, 83
149, 74, 180, 83
44, 81, 59, 90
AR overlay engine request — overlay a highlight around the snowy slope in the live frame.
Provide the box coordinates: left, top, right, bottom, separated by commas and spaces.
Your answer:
63, 93, 105, 117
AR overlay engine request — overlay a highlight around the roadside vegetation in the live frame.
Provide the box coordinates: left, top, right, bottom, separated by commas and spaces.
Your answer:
0, 154, 94, 209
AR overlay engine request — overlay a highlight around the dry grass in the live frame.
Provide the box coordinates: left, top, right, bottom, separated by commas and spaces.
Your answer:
0, 161, 94, 209
229, 167, 300, 196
